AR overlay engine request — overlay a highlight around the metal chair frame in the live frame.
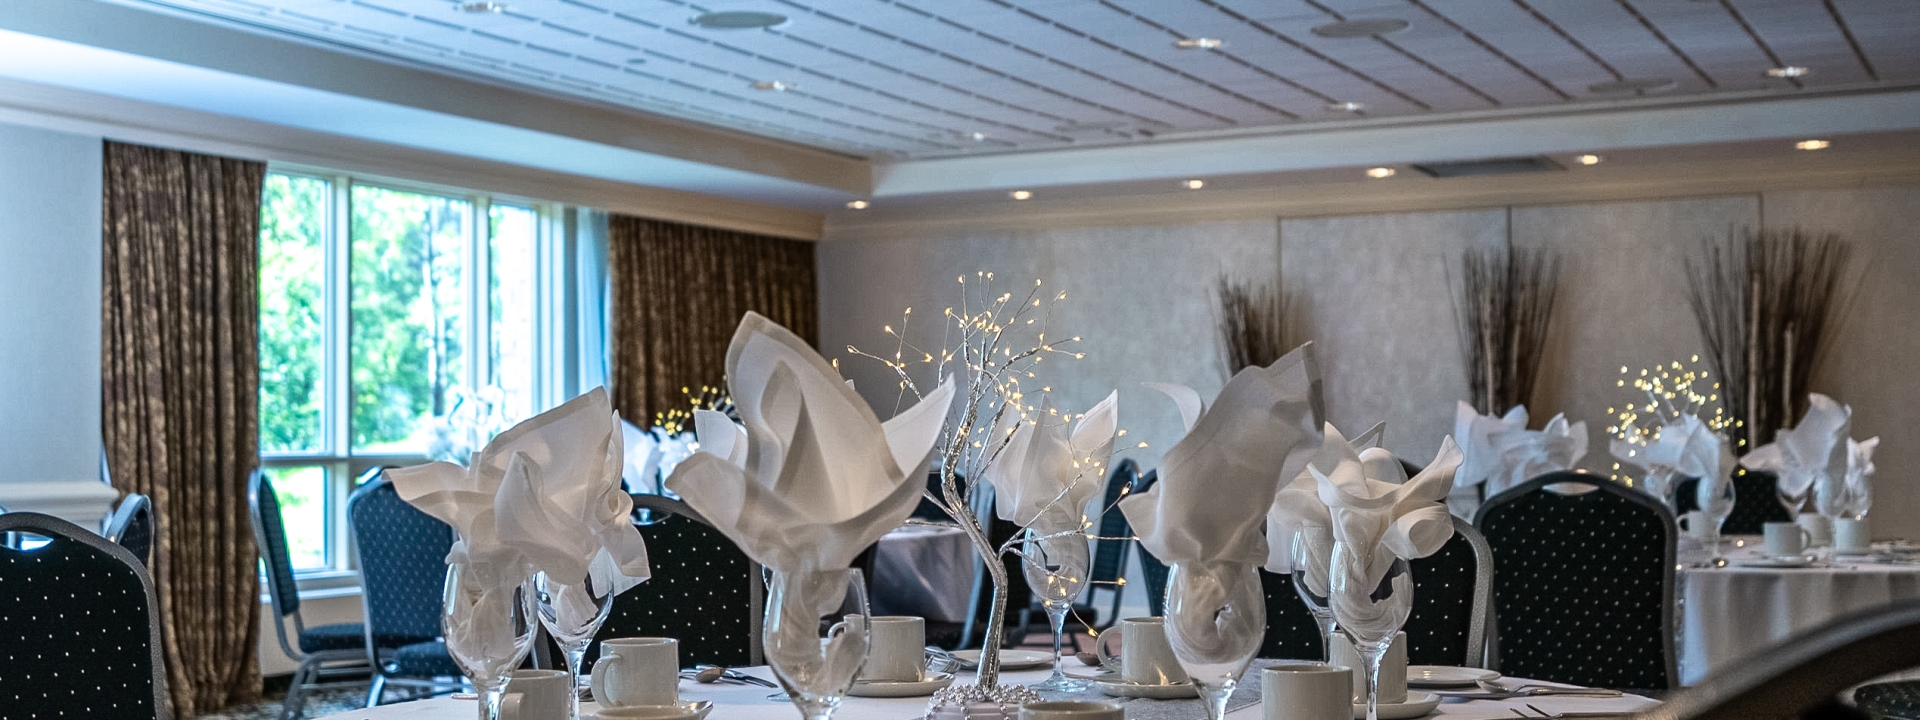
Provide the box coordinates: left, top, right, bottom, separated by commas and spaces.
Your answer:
0, 511, 173, 720
1474, 471, 1679, 689
1443, 514, 1496, 669
348, 467, 466, 706
630, 493, 766, 665
104, 492, 155, 566
1645, 601, 1920, 720
250, 469, 373, 720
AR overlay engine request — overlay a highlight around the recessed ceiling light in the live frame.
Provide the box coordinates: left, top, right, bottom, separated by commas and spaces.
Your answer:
1010, 190, 1033, 200
846, 200, 869, 210
1587, 77, 1677, 95
966, 131, 988, 142
456, 1, 506, 12
1575, 154, 1603, 165
1183, 179, 1205, 190
1795, 139, 1831, 150
751, 80, 794, 92
1366, 167, 1396, 179
690, 10, 788, 30
1327, 101, 1366, 113
1310, 19, 1410, 39
1767, 66, 1810, 78
1174, 37, 1224, 50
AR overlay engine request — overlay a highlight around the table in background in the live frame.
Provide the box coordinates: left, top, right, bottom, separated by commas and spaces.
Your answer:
313, 666, 1658, 720
1679, 538, 1920, 684
871, 524, 974, 623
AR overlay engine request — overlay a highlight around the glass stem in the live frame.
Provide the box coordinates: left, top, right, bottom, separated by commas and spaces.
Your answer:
1048, 603, 1068, 681
1314, 614, 1337, 664
565, 644, 587, 720
480, 686, 504, 720
1198, 681, 1232, 720
1362, 646, 1386, 720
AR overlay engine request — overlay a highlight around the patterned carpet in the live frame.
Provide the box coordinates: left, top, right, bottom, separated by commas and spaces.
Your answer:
195, 686, 366, 720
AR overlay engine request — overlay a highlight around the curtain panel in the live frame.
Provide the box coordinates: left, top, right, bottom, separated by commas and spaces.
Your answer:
608, 215, 817, 425
101, 140, 265, 716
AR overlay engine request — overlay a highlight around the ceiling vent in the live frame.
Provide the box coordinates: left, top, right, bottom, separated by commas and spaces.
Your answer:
1411, 156, 1566, 178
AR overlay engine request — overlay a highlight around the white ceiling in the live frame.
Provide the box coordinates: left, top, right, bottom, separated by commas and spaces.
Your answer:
112, 0, 1920, 161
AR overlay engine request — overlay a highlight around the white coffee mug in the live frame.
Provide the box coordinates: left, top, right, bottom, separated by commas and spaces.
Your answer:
1020, 701, 1124, 720
1797, 514, 1834, 548
1764, 522, 1812, 558
853, 615, 925, 682
1683, 511, 1719, 541
1835, 518, 1871, 552
1263, 662, 1351, 720
499, 669, 570, 720
1330, 631, 1406, 704
1094, 616, 1187, 685
592, 637, 679, 708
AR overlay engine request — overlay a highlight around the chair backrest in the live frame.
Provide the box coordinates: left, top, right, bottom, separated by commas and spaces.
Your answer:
1647, 601, 1920, 720
587, 495, 764, 671
1089, 459, 1138, 586
105, 492, 156, 568
349, 468, 456, 656
249, 469, 303, 620
1405, 515, 1494, 668
1256, 569, 1327, 660
1474, 471, 1678, 690
1674, 469, 1792, 535
1131, 469, 1172, 616
0, 512, 172, 720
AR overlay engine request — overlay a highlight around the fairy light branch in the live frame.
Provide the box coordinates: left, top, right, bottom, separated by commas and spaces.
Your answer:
1606, 355, 1741, 487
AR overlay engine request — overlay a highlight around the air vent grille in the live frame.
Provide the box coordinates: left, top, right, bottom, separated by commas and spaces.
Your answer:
1411, 156, 1566, 178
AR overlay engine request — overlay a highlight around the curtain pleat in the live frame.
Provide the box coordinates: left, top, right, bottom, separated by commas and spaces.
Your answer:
608, 215, 817, 424
101, 140, 265, 716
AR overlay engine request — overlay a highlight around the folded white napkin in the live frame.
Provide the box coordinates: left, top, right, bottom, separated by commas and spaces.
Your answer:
664, 312, 955, 575
1298, 425, 1462, 640
1844, 437, 1879, 518
1486, 413, 1588, 493
1452, 403, 1528, 493
1741, 393, 1851, 512
1610, 412, 1729, 508
1263, 421, 1382, 596
982, 391, 1120, 537
621, 419, 664, 493
1120, 342, 1321, 568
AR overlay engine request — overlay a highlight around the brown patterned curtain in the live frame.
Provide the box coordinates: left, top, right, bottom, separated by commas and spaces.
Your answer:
609, 215, 817, 423
101, 140, 265, 716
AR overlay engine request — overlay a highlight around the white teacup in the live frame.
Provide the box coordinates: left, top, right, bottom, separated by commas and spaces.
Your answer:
1020, 701, 1124, 720
1330, 631, 1406, 704
1764, 522, 1812, 559
592, 637, 679, 708
1835, 518, 1871, 552
1683, 510, 1719, 542
1094, 616, 1187, 685
1797, 514, 1834, 548
1263, 662, 1351, 720
852, 615, 925, 682
499, 669, 570, 720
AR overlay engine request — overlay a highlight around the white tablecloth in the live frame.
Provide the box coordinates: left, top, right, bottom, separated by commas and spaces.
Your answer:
312, 666, 1657, 720
871, 525, 975, 623
1679, 538, 1920, 684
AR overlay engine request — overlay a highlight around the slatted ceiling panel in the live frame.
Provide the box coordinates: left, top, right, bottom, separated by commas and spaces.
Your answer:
1839, 0, 1920, 76
1528, 0, 1716, 94
1623, 2, 1779, 92
1731, 1, 1875, 86
1423, 1, 1618, 94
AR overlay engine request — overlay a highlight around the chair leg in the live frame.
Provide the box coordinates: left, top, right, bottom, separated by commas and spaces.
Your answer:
365, 674, 387, 707
282, 662, 312, 720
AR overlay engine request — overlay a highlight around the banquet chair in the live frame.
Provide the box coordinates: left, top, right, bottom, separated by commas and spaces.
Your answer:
1083, 459, 1141, 630
1404, 515, 1494, 668
348, 468, 464, 706
1257, 569, 1329, 660
251, 469, 373, 720
1132, 469, 1172, 616
1673, 469, 1792, 535
1640, 601, 1920, 720
1475, 471, 1678, 690
583, 494, 764, 672
0, 511, 172, 720
104, 491, 156, 568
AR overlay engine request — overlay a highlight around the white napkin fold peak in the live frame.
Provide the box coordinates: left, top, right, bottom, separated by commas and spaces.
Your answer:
982, 391, 1120, 536
1740, 393, 1851, 509
1307, 424, 1462, 640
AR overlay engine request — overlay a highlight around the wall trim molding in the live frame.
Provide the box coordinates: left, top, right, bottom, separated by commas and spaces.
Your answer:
0, 480, 120, 530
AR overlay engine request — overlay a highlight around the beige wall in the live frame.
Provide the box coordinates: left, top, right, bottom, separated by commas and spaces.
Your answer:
818, 183, 1920, 542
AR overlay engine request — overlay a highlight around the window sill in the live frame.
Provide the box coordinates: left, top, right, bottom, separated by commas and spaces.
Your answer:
258, 570, 364, 603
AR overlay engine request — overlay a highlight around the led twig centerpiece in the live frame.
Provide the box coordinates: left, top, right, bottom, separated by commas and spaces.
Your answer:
847, 272, 1127, 709
1605, 357, 1739, 488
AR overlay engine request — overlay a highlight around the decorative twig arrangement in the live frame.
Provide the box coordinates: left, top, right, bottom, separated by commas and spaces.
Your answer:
1453, 244, 1561, 415
1214, 274, 1290, 377
1684, 227, 1854, 452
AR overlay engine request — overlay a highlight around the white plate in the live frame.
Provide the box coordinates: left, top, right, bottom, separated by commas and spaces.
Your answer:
1405, 666, 1499, 688
952, 649, 1054, 670
1352, 691, 1441, 719
1090, 679, 1196, 699
591, 700, 714, 720
848, 673, 955, 698
1739, 556, 1815, 568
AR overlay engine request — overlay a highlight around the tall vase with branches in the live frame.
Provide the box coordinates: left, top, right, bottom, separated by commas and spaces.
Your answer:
1684, 227, 1854, 454
1453, 244, 1561, 416
1215, 274, 1290, 376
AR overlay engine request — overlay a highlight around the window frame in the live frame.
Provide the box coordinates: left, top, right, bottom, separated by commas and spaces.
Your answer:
259, 163, 564, 580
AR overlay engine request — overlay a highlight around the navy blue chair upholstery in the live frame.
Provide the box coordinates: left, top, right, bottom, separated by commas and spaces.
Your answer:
1131, 469, 1172, 616
104, 492, 156, 568
0, 512, 171, 720
1084, 459, 1139, 630
1256, 569, 1326, 660
349, 468, 463, 705
1404, 516, 1494, 668
251, 469, 372, 719
1673, 469, 1793, 535
583, 495, 765, 672
1475, 472, 1677, 690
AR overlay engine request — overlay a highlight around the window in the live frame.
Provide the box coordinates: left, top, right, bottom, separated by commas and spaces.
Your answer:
258, 170, 550, 575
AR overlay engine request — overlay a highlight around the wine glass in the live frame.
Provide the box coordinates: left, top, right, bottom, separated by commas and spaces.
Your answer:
1162, 562, 1264, 720
531, 570, 617, 719
1329, 548, 1412, 720
1288, 527, 1338, 663
442, 562, 537, 720
764, 568, 871, 720
1695, 476, 1736, 567
1777, 470, 1812, 520
1021, 529, 1091, 691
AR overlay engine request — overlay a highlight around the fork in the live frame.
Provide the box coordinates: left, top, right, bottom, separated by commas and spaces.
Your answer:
1508, 703, 1639, 718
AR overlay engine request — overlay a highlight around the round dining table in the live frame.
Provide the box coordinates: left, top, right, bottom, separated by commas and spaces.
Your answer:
312, 665, 1658, 720
1678, 537, 1920, 684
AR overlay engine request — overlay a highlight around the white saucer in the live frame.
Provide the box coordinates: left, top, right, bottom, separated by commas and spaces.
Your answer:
1091, 678, 1197, 699
848, 673, 955, 698
1406, 666, 1499, 688
591, 700, 714, 720
1834, 546, 1875, 557
1352, 691, 1441, 719
952, 649, 1053, 671
1739, 556, 1815, 568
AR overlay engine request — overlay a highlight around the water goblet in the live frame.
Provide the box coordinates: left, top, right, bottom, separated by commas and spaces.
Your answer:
531, 570, 617, 719
1328, 549, 1412, 720
442, 562, 538, 720
1696, 476, 1736, 567
1022, 529, 1092, 691
1288, 527, 1338, 663
1163, 562, 1264, 720
763, 568, 871, 720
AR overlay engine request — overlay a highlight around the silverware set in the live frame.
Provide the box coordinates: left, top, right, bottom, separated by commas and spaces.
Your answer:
678, 664, 778, 688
